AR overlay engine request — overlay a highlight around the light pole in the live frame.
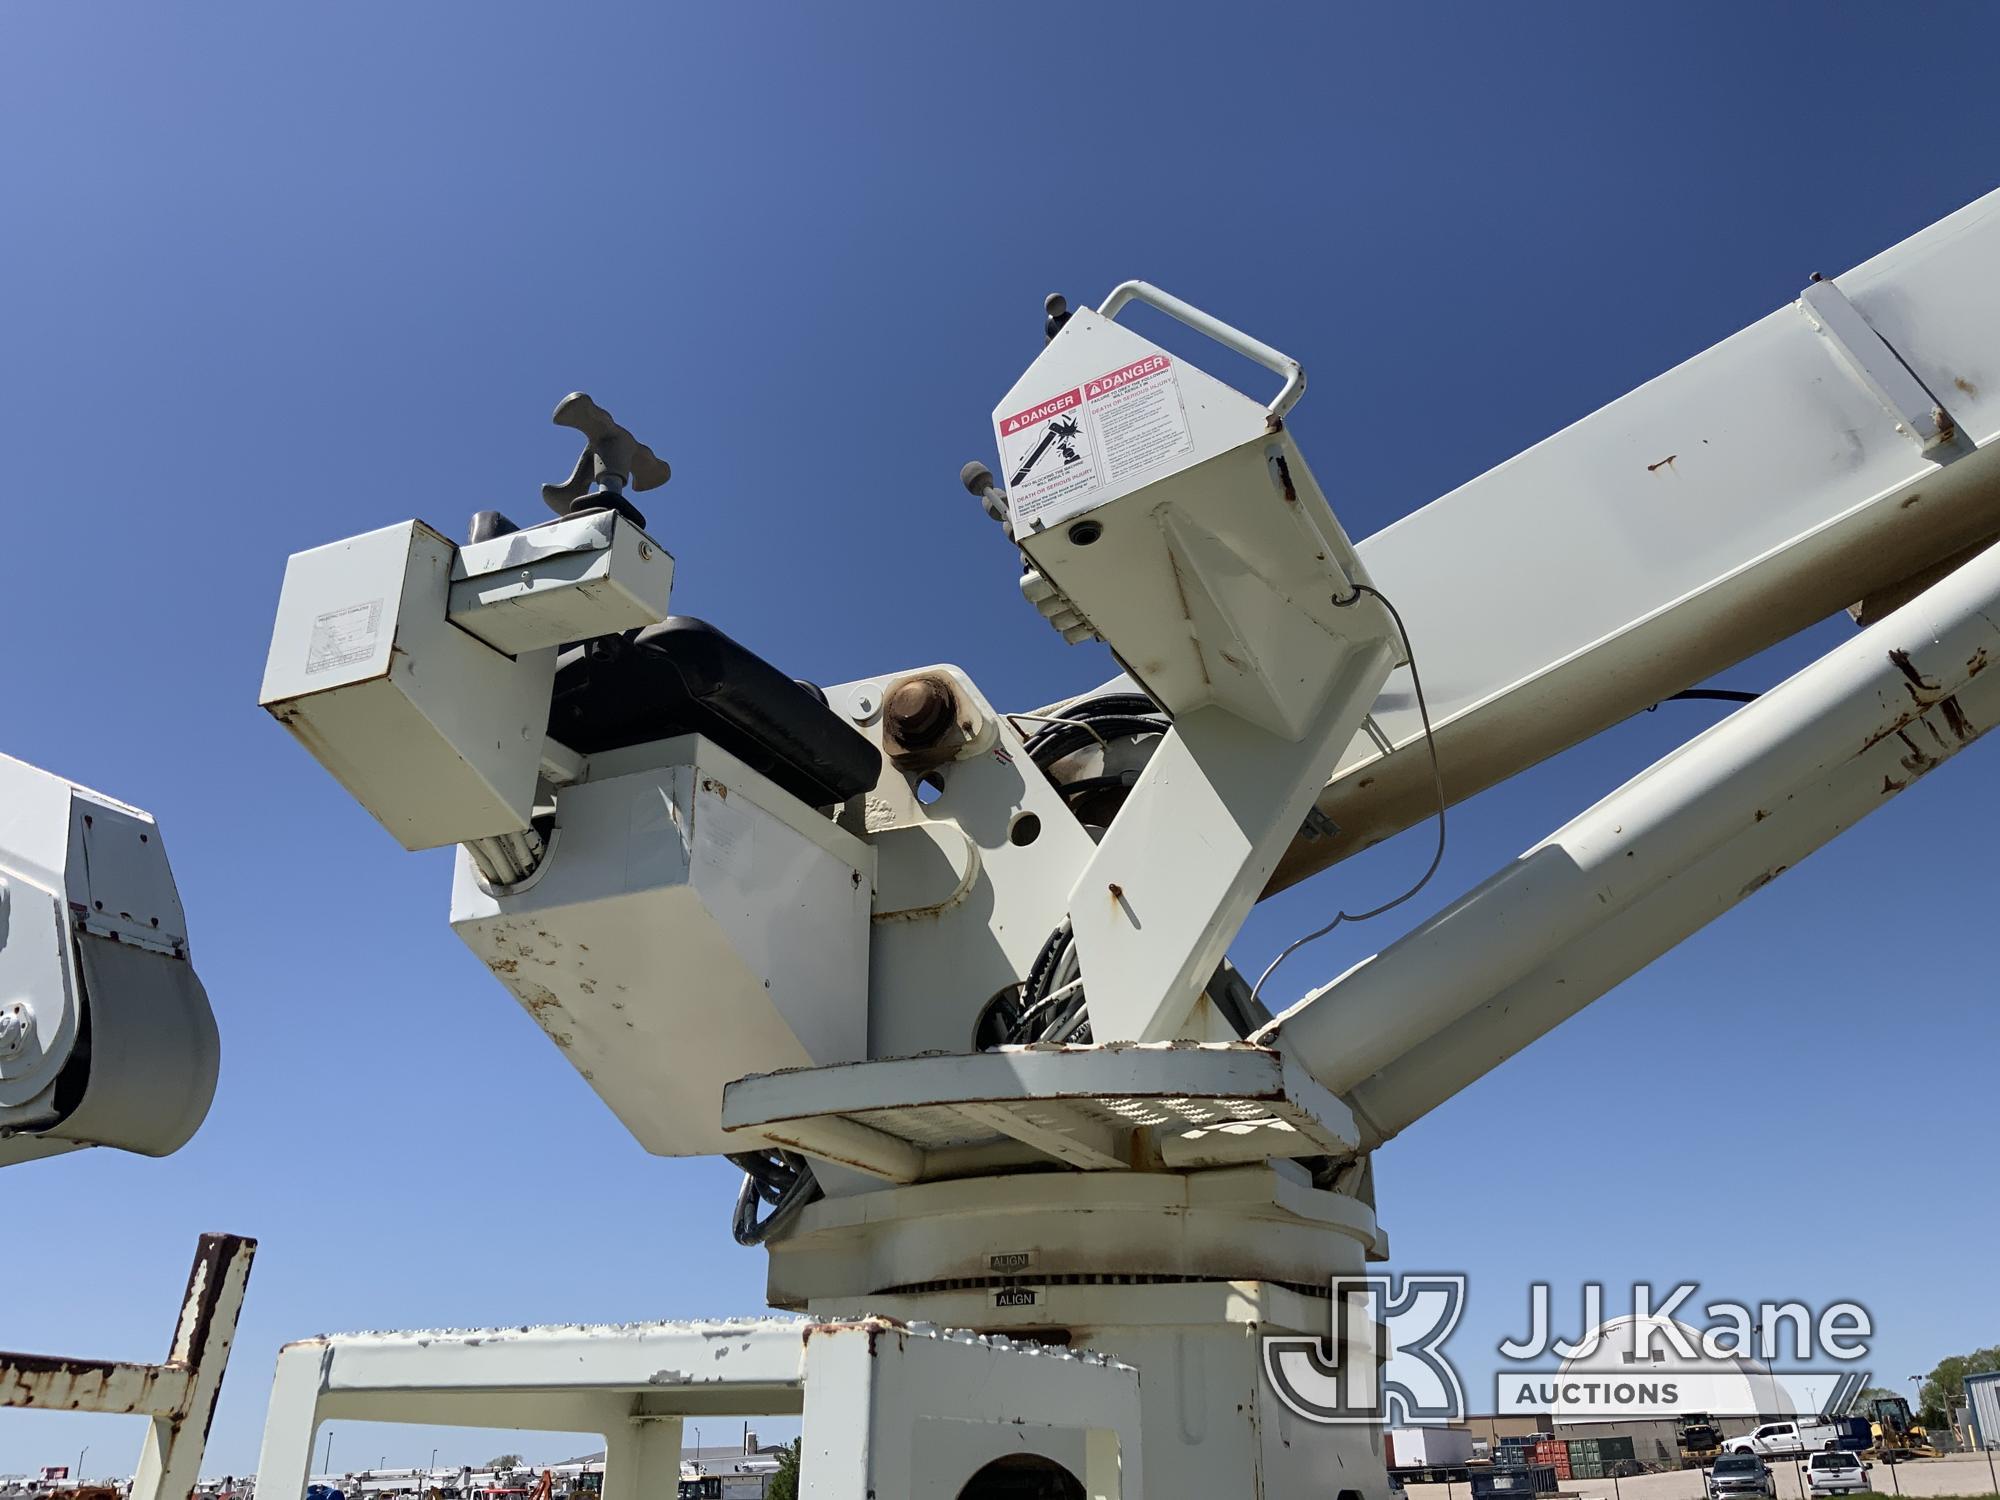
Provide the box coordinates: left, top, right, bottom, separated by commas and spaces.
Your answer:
76, 1446, 87, 1485
323, 1429, 335, 1479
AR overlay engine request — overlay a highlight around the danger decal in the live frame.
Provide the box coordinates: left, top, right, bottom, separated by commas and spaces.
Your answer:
996, 347, 1195, 530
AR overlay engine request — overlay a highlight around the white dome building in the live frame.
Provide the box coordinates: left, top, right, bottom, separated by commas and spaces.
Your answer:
1524, 1314, 1796, 1424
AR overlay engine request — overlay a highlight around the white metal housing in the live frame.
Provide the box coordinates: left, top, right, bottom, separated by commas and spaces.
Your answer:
451, 735, 874, 1157
262, 521, 557, 850
0, 754, 216, 1163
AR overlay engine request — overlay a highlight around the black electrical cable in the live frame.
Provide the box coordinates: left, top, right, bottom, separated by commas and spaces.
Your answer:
1249, 584, 1447, 1009
727, 1149, 823, 1245
1021, 694, 1169, 771
1008, 918, 1084, 1044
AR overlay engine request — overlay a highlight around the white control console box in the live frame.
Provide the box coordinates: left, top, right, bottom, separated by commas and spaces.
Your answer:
449, 508, 673, 655
450, 734, 874, 1156
261, 512, 673, 850
993, 291, 1387, 741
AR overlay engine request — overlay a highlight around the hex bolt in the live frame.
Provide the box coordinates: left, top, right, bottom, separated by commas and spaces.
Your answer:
883, 675, 957, 749
0, 1001, 32, 1059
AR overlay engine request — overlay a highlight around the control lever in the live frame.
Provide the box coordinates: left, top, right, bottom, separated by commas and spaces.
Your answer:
541, 392, 671, 527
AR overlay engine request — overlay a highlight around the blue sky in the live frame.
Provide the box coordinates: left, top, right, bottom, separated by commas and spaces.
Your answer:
4, 1, 1997, 1478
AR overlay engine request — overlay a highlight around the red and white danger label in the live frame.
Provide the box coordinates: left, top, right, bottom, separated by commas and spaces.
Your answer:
996, 343, 1196, 532
1000, 387, 1082, 438
998, 386, 1100, 527
1083, 353, 1192, 485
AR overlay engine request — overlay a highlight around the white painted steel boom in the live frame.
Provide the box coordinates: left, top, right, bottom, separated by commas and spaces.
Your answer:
1251, 191, 2000, 889
1262, 534, 2000, 1138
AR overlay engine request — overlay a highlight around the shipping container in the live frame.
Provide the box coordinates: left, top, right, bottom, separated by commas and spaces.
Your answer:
1562, 1435, 1638, 1466
1389, 1428, 1477, 1468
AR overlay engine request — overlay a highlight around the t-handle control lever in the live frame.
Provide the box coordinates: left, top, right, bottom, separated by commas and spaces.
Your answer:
540, 392, 671, 527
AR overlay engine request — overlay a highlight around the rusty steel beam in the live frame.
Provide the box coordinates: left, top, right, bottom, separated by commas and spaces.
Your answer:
0, 1234, 256, 1500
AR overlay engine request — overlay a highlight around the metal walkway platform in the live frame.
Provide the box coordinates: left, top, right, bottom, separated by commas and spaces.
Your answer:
720, 1042, 1359, 1182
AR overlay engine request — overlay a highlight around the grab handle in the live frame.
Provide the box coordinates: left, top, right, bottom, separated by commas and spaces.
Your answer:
1097, 280, 1305, 420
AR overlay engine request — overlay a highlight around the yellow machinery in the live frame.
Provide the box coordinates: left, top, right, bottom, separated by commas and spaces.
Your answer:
1867, 1397, 1937, 1461
1677, 1414, 1724, 1469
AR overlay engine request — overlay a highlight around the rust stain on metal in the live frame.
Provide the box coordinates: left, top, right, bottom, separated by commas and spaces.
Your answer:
1861, 703, 1929, 753
517, 985, 574, 1049
1881, 773, 1906, 795
1272, 452, 1299, 503
1901, 491, 1924, 509
1954, 376, 1979, 397
490, 957, 519, 974
1940, 695, 1975, 742
1737, 864, 1788, 899
1888, 647, 1941, 703
2, 1233, 254, 1500
1647, 454, 1678, 473
801, 1315, 899, 1356
700, 776, 729, 801
1969, 646, 1989, 678
1753, 808, 1769, 822
1895, 728, 1938, 775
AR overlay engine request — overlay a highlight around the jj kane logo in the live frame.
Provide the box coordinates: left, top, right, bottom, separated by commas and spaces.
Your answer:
1264, 1279, 1874, 1425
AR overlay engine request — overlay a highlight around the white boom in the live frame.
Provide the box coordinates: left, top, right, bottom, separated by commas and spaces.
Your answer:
254, 188, 2000, 1499
0, 753, 218, 1167
1263, 532, 2000, 1142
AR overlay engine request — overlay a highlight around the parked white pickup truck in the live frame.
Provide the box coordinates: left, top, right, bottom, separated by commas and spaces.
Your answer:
1725, 1419, 1842, 1458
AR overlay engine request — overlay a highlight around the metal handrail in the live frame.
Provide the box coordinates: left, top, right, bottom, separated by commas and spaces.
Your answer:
1097, 280, 1306, 419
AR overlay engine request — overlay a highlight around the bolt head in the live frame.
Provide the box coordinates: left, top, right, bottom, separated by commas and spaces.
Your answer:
883, 676, 956, 748
0, 1002, 31, 1059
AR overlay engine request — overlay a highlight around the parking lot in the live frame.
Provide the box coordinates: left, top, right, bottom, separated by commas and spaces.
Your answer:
1406, 1454, 2000, 1500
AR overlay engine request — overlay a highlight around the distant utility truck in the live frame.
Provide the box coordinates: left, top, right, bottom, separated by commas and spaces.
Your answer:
1725, 1417, 1868, 1459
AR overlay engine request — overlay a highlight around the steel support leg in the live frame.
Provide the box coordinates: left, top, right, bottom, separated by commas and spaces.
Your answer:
601, 1414, 681, 1500
0, 1234, 255, 1500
